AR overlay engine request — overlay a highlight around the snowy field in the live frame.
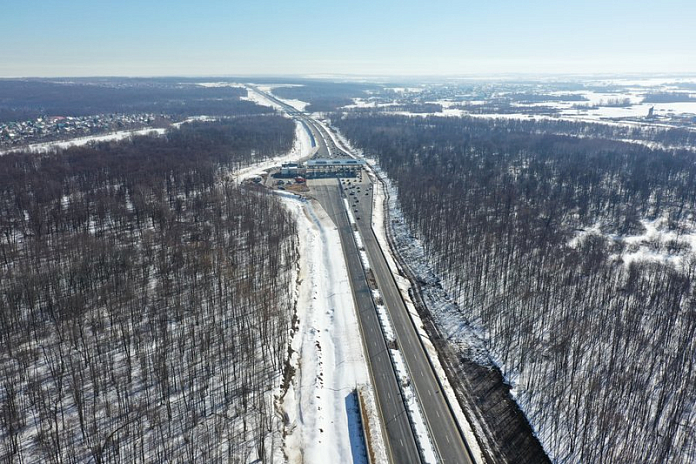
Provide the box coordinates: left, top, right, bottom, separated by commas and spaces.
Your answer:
342, 76, 696, 133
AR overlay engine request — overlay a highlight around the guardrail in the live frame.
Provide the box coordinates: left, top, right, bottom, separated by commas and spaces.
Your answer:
370, 168, 477, 464
356, 386, 376, 464
339, 180, 430, 464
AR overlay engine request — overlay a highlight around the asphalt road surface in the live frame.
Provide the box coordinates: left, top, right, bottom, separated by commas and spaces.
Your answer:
311, 179, 422, 464
258, 85, 475, 464
349, 177, 474, 464
248, 86, 346, 159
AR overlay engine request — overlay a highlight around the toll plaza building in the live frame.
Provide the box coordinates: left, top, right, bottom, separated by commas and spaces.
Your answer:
305, 158, 366, 178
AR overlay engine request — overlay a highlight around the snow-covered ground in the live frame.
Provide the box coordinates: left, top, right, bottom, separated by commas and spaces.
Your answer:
343, 98, 401, 110
386, 87, 425, 94
345, 78, 696, 129
245, 84, 310, 112
197, 82, 246, 89
199, 81, 311, 110
570, 217, 696, 269
559, 100, 696, 119
235, 94, 386, 462
0, 94, 383, 462
0, 116, 216, 156
279, 195, 379, 464
267, 91, 486, 463
597, 76, 696, 87
325, 122, 486, 463
243, 86, 285, 111
232, 119, 314, 183
255, 84, 304, 92
275, 97, 310, 112
0, 126, 168, 155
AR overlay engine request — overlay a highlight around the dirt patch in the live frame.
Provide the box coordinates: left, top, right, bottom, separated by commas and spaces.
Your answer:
285, 183, 310, 193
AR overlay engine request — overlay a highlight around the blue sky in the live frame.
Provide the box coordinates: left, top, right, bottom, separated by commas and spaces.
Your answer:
1, 0, 695, 77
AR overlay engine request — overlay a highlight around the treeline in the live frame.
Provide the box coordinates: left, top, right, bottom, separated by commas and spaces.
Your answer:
643, 92, 696, 103
507, 93, 589, 103
387, 103, 443, 113
335, 113, 696, 463
272, 81, 379, 112
0, 117, 298, 462
0, 79, 273, 122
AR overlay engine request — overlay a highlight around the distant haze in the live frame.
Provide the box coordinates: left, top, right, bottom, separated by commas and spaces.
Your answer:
2, 0, 695, 77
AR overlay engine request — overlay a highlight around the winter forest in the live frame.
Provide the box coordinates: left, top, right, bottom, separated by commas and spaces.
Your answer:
1, 75, 695, 463
0, 116, 298, 463
335, 113, 696, 463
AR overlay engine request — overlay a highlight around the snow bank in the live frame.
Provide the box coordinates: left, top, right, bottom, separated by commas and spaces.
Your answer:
343, 198, 357, 226
358, 250, 371, 271
328, 123, 487, 463
279, 195, 378, 464
375, 304, 395, 344
390, 349, 438, 464
353, 230, 365, 250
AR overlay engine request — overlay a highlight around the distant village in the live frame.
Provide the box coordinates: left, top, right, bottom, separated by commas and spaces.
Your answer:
0, 113, 171, 148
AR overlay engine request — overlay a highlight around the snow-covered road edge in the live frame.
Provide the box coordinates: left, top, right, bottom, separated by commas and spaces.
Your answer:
343, 185, 437, 462
233, 98, 386, 461
231, 121, 313, 184
328, 123, 487, 464
249, 86, 386, 463
278, 194, 386, 464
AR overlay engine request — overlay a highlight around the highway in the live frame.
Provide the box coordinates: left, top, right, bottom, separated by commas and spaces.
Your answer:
252, 85, 475, 464
246, 85, 343, 159
349, 177, 474, 464
313, 179, 421, 464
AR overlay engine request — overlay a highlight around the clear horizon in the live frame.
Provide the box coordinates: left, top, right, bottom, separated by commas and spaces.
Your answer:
2, 0, 695, 78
